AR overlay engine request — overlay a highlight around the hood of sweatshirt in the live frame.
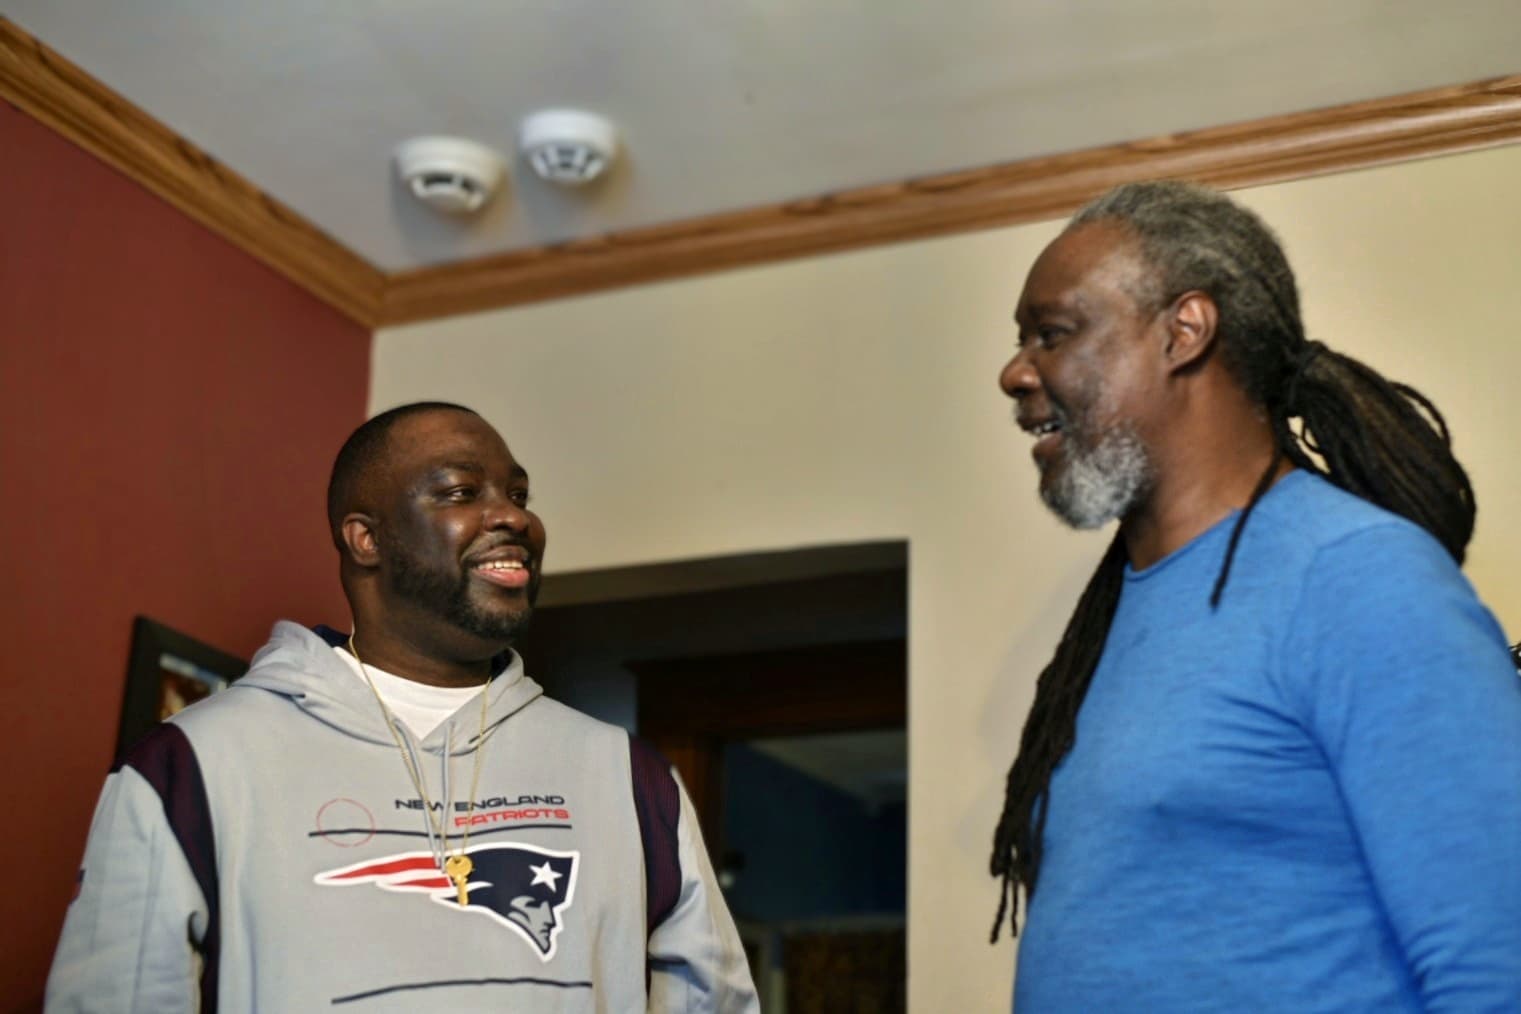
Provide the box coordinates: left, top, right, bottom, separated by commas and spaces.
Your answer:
234, 620, 544, 755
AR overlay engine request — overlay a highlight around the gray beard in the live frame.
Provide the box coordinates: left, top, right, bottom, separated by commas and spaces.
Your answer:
1040, 423, 1153, 530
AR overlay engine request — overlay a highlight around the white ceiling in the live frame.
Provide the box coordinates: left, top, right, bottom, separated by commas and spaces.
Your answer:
10, 2, 1519, 272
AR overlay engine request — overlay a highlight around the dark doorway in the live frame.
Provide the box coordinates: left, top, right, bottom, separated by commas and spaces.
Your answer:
516, 541, 908, 1012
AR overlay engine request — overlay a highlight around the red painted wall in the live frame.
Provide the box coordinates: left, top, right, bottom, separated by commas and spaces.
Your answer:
0, 101, 369, 1007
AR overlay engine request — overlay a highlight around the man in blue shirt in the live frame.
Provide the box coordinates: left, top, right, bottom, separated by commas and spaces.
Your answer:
991, 181, 1521, 1011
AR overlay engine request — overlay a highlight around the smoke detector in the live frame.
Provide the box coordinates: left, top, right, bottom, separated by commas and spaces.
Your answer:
518, 109, 619, 186
394, 136, 507, 214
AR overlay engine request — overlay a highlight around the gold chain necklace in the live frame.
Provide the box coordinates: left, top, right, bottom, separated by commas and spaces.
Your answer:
348, 635, 490, 906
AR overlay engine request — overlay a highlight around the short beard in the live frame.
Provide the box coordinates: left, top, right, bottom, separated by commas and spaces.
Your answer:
386, 539, 535, 643
1040, 423, 1153, 530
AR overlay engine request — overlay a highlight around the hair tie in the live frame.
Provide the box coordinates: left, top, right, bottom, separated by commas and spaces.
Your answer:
1286, 340, 1326, 412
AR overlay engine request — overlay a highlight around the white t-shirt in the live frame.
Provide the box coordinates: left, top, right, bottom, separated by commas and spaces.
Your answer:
333, 646, 485, 740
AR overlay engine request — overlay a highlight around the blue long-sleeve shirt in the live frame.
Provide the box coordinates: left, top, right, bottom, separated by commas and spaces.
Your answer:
1014, 470, 1521, 1012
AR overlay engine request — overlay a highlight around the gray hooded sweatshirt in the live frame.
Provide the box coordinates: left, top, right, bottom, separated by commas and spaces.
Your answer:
48, 621, 758, 1013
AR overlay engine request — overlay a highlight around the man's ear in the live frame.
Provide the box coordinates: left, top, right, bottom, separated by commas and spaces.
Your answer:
1163, 290, 1219, 373
340, 514, 382, 568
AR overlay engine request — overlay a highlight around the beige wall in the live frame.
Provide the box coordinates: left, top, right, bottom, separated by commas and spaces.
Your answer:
373, 143, 1521, 1011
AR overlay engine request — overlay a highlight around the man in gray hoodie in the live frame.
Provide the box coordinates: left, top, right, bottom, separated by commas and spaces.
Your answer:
49, 401, 760, 1013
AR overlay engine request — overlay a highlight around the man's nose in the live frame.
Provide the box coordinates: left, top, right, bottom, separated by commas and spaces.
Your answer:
483, 494, 530, 532
999, 348, 1039, 400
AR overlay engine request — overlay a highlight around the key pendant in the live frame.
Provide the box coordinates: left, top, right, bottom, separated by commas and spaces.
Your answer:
444, 853, 473, 906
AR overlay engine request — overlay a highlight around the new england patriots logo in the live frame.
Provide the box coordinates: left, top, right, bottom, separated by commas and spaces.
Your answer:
314, 843, 579, 961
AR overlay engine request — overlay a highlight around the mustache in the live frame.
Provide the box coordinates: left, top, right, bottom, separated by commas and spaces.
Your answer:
1011, 403, 1071, 428
462, 537, 536, 563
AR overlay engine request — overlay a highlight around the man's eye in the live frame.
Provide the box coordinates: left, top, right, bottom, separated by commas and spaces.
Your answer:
1016, 325, 1066, 351
445, 487, 477, 502
510, 490, 532, 507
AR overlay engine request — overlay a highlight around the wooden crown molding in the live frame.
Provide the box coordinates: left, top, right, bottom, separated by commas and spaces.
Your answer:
0, 17, 384, 327
381, 73, 1521, 325
6, 14, 1519, 329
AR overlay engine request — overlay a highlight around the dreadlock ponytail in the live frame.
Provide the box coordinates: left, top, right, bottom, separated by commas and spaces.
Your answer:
1281, 344, 1474, 563
989, 533, 1126, 941
1209, 340, 1474, 607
